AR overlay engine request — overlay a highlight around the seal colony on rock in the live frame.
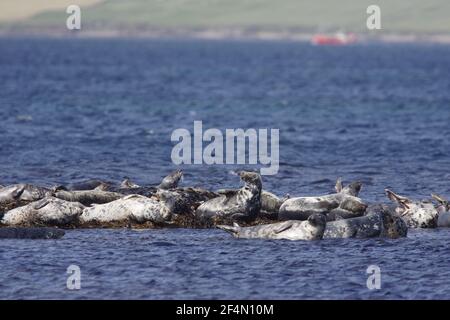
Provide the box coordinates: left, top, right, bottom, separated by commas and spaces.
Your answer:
1, 169, 449, 242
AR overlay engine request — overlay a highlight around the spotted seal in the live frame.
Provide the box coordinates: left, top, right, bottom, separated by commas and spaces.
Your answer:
323, 204, 408, 239
217, 213, 326, 240
0, 184, 52, 212
53, 188, 123, 206
79, 194, 171, 225
1, 197, 85, 227
64, 179, 111, 191
195, 171, 262, 222
279, 179, 367, 221
385, 189, 438, 228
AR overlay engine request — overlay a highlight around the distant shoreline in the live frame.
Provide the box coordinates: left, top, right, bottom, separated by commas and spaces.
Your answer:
1, 26, 450, 44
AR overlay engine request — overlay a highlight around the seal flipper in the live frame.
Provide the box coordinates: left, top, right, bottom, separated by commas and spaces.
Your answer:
33, 198, 51, 210
273, 221, 294, 234
217, 224, 240, 235
11, 185, 26, 199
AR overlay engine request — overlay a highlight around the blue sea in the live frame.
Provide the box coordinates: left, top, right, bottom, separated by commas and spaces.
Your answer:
0, 38, 449, 299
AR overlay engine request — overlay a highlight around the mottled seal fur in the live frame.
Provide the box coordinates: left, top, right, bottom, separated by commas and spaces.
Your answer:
385, 189, 438, 228
279, 179, 367, 221
80, 195, 171, 224
0, 227, 65, 239
1, 197, 85, 227
195, 171, 262, 222
53, 188, 123, 206
324, 204, 408, 239
156, 187, 219, 215
217, 213, 326, 240
0, 184, 51, 212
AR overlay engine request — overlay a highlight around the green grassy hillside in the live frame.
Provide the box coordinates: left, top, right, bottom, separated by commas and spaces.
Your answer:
6, 0, 450, 34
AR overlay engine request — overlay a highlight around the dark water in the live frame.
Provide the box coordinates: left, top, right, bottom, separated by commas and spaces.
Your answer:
0, 38, 449, 299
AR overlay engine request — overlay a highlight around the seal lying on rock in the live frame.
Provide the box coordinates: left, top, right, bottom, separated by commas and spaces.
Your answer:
80, 195, 171, 224
195, 171, 262, 223
279, 179, 367, 221
431, 194, 450, 227
157, 188, 219, 215
53, 188, 123, 206
385, 189, 438, 228
97, 170, 184, 196
65, 179, 111, 191
0, 227, 65, 239
217, 213, 326, 240
324, 204, 408, 239
1, 197, 85, 227
0, 184, 52, 212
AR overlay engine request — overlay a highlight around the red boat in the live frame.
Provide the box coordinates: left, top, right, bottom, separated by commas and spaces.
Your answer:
311, 32, 357, 45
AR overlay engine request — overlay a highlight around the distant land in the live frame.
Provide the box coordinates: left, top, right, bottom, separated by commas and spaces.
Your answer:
1, 0, 450, 43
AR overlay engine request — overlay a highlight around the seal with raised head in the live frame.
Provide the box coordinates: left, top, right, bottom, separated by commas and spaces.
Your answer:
385, 189, 438, 228
80, 194, 171, 225
278, 179, 367, 221
217, 213, 326, 240
195, 171, 262, 223
1, 197, 85, 227
100, 170, 184, 196
431, 194, 450, 227
324, 204, 408, 239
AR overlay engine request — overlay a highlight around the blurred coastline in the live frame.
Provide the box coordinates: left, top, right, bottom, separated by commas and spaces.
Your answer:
1, 0, 449, 43
2, 26, 450, 44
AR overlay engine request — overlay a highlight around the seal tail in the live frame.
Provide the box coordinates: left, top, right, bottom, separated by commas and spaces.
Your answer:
217, 223, 240, 235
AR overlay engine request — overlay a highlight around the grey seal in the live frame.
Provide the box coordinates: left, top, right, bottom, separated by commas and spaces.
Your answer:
431, 194, 450, 227
1, 197, 85, 227
65, 179, 111, 191
0, 184, 52, 212
0, 227, 65, 239
53, 188, 123, 206
217, 213, 326, 241
80, 194, 171, 225
324, 204, 408, 239
385, 189, 438, 228
195, 171, 262, 222
97, 170, 184, 196
156, 187, 219, 215
279, 179, 367, 221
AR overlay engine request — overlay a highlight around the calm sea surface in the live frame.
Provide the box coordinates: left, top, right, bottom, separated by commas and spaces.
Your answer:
0, 38, 449, 299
